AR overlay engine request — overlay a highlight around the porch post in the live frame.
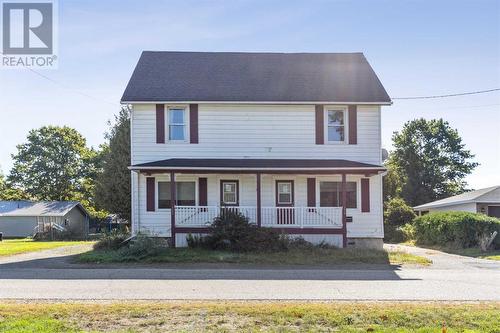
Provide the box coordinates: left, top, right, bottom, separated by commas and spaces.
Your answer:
256, 172, 262, 227
170, 171, 176, 248
341, 172, 347, 248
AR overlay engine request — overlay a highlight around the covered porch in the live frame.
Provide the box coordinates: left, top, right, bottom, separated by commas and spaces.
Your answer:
130, 158, 385, 248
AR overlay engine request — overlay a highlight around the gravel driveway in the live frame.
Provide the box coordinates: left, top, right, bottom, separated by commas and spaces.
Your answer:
0, 243, 498, 301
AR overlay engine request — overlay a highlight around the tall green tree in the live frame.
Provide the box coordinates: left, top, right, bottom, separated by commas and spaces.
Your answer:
8, 126, 99, 202
389, 118, 478, 206
0, 170, 30, 200
382, 159, 401, 203
94, 107, 131, 221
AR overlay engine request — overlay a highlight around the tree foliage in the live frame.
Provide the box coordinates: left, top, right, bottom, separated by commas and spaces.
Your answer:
0, 170, 30, 200
387, 118, 478, 206
8, 126, 98, 200
7, 126, 106, 218
94, 107, 131, 222
384, 197, 416, 227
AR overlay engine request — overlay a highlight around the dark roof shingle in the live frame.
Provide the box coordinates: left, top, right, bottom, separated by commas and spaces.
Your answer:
121, 51, 391, 103
130, 158, 384, 170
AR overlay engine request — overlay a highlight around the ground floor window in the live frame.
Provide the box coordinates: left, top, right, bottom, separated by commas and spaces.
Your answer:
158, 181, 196, 208
221, 180, 238, 206
319, 181, 357, 208
276, 181, 293, 205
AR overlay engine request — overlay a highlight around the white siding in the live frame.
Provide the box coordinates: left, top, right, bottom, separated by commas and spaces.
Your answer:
131, 104, 381, 165
175, 233, 208, 247
0, 216, 37, 237
292, 234, 343, 247
131, 173, 384, 239
129, 102, 384, 240
428, 202, 477, 213
63, 207, 88, 237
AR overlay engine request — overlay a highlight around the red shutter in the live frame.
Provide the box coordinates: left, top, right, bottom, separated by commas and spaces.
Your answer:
348, 105, 357, 144
146, 177, 155, 211
307, 178, 316, 207
315, 105, 324, 144
361, 178, 370, 212
156, 104, 165, 143
189, 104, 199, 144
198, 177, 207, 206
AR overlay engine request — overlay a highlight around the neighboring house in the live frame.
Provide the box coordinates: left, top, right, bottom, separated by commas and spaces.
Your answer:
413, 186, 500, 218
121, 51, 391, 248
0, 201, 89, 238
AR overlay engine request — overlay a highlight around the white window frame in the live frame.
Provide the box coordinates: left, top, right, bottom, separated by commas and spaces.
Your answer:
277, 181, 293, 205
165, 105, 189, 143
156, 179, 198, 210
324, 106, 348, 144
221, 181, 238, 205
317, 179, 359, 209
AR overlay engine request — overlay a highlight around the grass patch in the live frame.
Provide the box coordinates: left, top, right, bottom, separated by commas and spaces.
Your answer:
0, 301, 497, 332
0, 239, 92, 257
400, 242, 500, 261
444, 247, 500, 261
387, 251, 431, 265
78, 247, 431, 266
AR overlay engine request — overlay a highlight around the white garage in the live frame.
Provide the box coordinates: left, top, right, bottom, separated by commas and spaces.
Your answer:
0, 201, 90, 238
414, 186, 500, 218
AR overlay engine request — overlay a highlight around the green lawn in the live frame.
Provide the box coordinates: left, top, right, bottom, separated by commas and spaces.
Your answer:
0, 239, 92, 257
401, 241, 500, 261
0, 301, 497, 332
79, 246, 431, 266
450, 247, 500, 261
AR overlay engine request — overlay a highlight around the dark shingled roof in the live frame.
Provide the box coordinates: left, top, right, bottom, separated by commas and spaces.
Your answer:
121, 51, 391, 103
130, 158, 384, 170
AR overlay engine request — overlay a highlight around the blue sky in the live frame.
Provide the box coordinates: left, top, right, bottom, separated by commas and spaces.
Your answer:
0, 0, 499, 189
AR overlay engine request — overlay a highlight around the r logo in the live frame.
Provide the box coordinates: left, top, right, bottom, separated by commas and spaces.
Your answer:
2, 2, 53, 54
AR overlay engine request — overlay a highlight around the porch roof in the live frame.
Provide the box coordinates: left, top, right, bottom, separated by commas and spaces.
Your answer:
130, 158, 385, 173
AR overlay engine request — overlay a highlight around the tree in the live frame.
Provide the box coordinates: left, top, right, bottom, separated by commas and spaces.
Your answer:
382, 160, 401, 203
384, 197, 416, 227
389, 118, 478, 206
8, 126, 99, 202
94, 107, 131, 221
0, 170, 30, 200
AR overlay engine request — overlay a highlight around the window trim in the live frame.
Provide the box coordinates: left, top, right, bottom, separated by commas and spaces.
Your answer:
220, 180, 239, 206
275, 180, 294, 206
156, 179, 198, 210
324, 106, 348, 144
317, 179, 358, 209
165, 105, 190, 143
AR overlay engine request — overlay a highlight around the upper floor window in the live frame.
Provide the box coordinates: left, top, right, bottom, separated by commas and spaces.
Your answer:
326, 109, 346, 143
168, 108, 186, 141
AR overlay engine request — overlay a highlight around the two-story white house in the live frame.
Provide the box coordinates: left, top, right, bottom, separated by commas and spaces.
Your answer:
121, 51, 391, 249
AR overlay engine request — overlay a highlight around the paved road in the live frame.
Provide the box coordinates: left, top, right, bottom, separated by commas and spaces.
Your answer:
0, 244, 498, 300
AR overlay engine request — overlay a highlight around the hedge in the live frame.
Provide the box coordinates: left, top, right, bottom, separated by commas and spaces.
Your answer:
384, 197, 416, 242
412, 211, 500, 249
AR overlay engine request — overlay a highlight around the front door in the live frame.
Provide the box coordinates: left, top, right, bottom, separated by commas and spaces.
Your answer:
276, 180, 294, 225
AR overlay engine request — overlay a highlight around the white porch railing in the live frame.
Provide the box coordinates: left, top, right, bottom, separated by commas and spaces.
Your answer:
175, 206, 258, 226
175, 206, 219, 226
261, 207, 342, 228
175, 206, 342, 229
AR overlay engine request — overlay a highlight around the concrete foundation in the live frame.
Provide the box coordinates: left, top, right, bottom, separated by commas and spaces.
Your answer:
347, 238, 384, 250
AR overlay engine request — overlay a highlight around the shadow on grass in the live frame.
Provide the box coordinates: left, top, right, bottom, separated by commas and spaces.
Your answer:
0, 247, 423, 281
